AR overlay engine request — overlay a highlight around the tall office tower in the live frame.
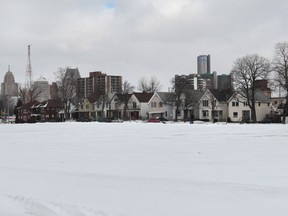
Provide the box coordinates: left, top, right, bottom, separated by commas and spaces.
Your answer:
1, 66, 19, 97
34, 76, 50, 102
197, 54, 211, 75
217, 74, 232, 91
77, 71, 122, 99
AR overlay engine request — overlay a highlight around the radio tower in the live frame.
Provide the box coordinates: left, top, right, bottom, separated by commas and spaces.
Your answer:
25, 45, 33, 87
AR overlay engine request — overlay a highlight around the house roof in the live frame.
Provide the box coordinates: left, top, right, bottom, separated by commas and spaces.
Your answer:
229, 90, 271, 103
115, 93, 133, 103
210, 89, 234, 102
156, 92, 176, 103
20, 100, 40, 109
34, 99, 63, 108
188, 90, 206, 104
133, 92, 154, 102
87, 94, 101, 103
254, 90, 270, 102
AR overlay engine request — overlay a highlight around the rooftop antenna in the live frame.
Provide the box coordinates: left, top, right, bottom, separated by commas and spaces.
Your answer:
25, 45, 33, 86
8, 65, 11, 72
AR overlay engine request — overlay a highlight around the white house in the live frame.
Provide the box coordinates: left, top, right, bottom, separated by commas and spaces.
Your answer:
193, 89, 227, 122
148, 92, 174, 120
227, 91, 272, 122
132, 92, 154, 120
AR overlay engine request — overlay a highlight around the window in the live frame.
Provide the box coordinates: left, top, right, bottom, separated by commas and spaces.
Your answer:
151, 102, 157, 108
133, 102, 137, 109
232, 101, 239, 106
258, 102, 261, 107
86, 105, 89, 109
202, 110, 209, 117
233, 112, 238, 118
203, 100, 209, 107
267, 103, 270, 107
165, 111, 168, 117
219, 110, 223, 117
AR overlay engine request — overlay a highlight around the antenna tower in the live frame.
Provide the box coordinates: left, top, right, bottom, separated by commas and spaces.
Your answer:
25, 45, 33, 86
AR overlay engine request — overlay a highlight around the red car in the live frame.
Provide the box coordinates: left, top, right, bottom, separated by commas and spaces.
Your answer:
147, 118, 161, 123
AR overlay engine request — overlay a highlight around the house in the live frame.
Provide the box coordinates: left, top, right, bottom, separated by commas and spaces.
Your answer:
130, 92, 154, 120
18, 99, 63, 123
227, 91, 272, 122
210, 89, 234, 122
107, 93, 133, 120
148, 92, 175, 120
77, 94, 100, 121
191, 89, 226, 122
94, 94, 114, 120
17, 100, 39, 123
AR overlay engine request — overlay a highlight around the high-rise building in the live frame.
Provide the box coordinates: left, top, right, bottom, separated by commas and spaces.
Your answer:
217, 74, 232, 91
34, 76, 50, 102
50, 82, 59, 100
1, 67, 18, 97
77, 71, 122, 99
197, 55, 211, 75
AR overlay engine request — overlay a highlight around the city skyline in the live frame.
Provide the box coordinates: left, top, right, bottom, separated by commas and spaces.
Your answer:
0, 0, 287, 91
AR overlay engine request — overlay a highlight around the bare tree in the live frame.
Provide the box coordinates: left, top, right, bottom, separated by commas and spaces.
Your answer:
272, 42, 288, 123
232, 54, 271, 123
55, 67, 78, 121
121, 80, 134, 120
137, 76, 162, 93
18, 83, 41, 104
171, 75, 194, 121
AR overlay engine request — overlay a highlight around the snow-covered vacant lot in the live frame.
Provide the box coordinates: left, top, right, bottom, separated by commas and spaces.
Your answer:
0, 122, 288, 216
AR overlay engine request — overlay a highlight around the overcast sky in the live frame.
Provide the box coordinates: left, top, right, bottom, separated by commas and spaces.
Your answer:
0, 0, 287, 90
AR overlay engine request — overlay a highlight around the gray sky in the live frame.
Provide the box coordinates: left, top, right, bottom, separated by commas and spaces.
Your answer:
0, 0, 287, 91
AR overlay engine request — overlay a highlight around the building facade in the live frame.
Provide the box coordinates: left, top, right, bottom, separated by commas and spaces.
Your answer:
77, 71, 122, 99
197, 55, 211, 75
34, 76, 50, 102
1, 69, 18, 97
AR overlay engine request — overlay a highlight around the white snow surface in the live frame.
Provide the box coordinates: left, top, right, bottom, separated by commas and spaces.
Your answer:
0, 122, 288, 216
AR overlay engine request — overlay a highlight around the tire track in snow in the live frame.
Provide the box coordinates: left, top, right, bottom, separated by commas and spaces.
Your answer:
1, 194, 109, 216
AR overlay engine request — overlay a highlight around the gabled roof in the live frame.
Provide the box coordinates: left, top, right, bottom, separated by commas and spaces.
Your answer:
156, 92, 176, 103
188, 90, 206, 105
210, 89, 234, 102
114, 93, 133, 103
45, 99, 64, 108
20, 100, 40, 109
33, 99, 63, 108
133, 92, 154, 103
87, 94, 101, 103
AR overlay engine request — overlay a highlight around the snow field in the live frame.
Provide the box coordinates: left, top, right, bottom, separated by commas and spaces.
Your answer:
0, 122, 288, 215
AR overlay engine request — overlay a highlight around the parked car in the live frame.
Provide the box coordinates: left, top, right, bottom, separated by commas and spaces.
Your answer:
111, 119, 124, 123
147, 118, 161, 123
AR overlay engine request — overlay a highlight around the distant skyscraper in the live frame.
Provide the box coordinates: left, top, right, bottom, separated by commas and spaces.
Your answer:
34, 76, 50, 102
197, 55, 211, 75
217, 74, 232, 91
1, 67, 18, 97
